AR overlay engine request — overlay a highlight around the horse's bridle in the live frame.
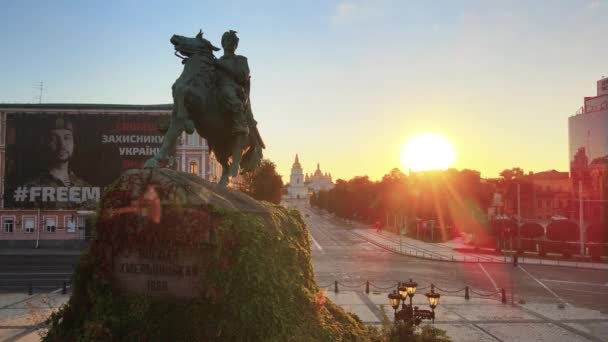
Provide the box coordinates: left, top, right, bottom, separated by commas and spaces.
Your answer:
174, 50, 187, 60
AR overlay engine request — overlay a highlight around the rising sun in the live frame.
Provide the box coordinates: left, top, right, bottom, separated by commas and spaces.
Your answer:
401, 133, 456, 172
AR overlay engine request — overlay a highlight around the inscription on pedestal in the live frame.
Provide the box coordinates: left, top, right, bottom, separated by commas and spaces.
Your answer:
113, 249, 200, 298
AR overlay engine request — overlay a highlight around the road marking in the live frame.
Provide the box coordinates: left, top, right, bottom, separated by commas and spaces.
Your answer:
478, 263, 499, 290
539, 279, 607, 287
519, 266, 567, 304
51, 284, 70, 294
310, 233, 324, 252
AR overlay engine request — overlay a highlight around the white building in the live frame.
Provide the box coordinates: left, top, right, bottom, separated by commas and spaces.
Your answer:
305, 163, 334, 192
286, 154, 308, 200
285, 155, 334, 200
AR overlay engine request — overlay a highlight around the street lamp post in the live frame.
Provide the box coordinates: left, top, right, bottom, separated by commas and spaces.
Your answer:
574, 180, 608, 256
517, 183, 521, 251
578, 180, 584, 256
388, 279, 440, 332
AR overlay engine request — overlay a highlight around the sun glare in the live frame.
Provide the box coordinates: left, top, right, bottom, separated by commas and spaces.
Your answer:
401, 133, 456, 172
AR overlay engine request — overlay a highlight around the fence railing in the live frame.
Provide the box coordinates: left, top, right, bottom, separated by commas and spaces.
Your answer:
316, 280, 507, 303
0, 281, 71, 295
349, 230, 607, 269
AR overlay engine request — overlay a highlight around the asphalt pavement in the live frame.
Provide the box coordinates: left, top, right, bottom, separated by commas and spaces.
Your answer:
1, 201, 608, 341
287, 201, 608, 314
0, 255, 77, 293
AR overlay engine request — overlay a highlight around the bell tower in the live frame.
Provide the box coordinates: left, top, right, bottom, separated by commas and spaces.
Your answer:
287, 154, 308, 199
290, 154, 303, 185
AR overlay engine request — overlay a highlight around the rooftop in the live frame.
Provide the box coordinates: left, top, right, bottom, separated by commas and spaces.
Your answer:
0, 103, 172, 112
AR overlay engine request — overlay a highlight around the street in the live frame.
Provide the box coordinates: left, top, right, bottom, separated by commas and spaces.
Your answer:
293, 202, 608, 314
0, 255, 75, 293
1, 205, 607, 313
1, 203, 608, 341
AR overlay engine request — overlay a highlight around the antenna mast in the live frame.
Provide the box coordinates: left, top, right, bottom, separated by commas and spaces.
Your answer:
34, 81, 44, 103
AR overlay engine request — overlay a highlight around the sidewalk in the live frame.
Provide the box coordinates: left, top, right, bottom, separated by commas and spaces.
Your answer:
325, 290, 608, 341
350, 227, 608, 270
2, 290, 605, 342
0, 291, 69, 341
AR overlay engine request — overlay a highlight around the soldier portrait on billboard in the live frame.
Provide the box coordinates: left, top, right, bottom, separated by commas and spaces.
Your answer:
14, 116, 96, 209
3, 112, 166, 210
23, 116, 90, 188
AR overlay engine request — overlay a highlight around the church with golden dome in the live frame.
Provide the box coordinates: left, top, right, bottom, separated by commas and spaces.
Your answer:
286, 154, 334, 200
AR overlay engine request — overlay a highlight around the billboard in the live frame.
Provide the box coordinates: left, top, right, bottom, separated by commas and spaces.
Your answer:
3, 113, 167, 209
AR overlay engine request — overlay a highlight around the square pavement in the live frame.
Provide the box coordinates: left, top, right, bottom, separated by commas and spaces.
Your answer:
2, 290, 607, 341
326, 290, 608, 342
0, 292, 69, 341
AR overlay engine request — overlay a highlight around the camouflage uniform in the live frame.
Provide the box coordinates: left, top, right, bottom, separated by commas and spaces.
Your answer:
24, 171, 90, 188
22, 172, 95, 209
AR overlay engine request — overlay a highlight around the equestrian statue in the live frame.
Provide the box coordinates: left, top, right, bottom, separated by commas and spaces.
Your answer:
144, 30, 265, 186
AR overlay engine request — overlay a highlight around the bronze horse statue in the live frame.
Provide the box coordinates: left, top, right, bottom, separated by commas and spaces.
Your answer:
144, 31, 264, 185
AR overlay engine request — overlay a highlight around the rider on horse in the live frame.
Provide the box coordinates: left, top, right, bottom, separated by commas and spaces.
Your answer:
215, 30, 264, 175
145, 30, 264, 185
215, 30, 257, 138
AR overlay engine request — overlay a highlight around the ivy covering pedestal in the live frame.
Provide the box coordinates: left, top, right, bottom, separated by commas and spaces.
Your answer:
44, 169, 374, 341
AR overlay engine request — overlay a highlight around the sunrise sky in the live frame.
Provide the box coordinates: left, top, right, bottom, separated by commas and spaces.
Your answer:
1, 0, 606, 181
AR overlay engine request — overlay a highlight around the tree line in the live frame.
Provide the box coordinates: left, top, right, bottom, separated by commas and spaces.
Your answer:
309, 168, 494, 235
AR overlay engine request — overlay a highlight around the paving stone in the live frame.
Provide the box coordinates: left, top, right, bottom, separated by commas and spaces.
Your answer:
339, 304, 380, 323
453, 303, 537, 321
0, 293, 30, 308
434, 306, 474, 322
2, 290, 607, 342
565, 322, 608, 339
522, 303, 608, 320
0, 328, 25, 341
325, 291, 362, 305
478, 322, 593, 342
432, 323, 497, 342
15, 331, 44, 341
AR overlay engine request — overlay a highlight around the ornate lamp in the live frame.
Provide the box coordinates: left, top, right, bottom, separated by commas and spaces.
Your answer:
404, 278, 418, 302
425, 284, 440, 310
388, 291, 401, 311
397, 282, 408, 300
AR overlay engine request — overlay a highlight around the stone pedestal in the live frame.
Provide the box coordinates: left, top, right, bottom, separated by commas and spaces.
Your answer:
44, 169, 374, 341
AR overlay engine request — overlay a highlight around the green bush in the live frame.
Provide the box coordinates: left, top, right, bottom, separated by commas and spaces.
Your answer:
368, 306, 451, 342
43, 169, 452, 341
45, 207, 379, 341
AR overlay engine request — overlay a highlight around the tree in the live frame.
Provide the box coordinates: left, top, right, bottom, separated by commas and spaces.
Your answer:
546, 220, 579, 241
239, 159, 284, 204
499, 167, 524, 182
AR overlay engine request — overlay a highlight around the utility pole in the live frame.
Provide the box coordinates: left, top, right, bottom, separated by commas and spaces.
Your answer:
35, 208, 41, 249
579, 180, 585, 256
34, 81, 44, 103
399, 215, 403, 253
517, 183, 521, 250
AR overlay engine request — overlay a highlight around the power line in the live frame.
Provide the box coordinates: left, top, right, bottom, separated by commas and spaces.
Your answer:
33, 81, 45, 103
